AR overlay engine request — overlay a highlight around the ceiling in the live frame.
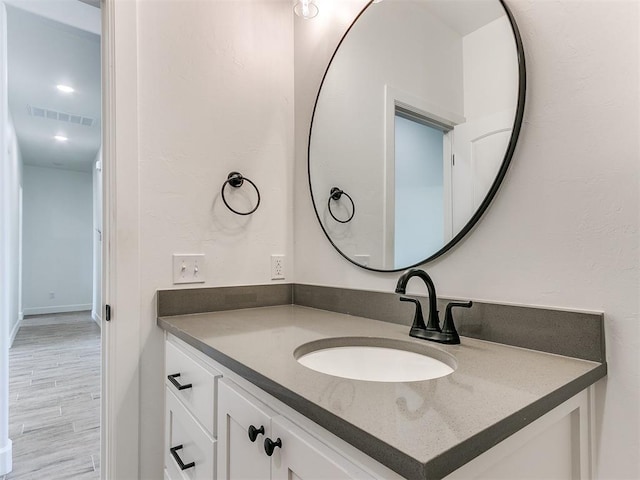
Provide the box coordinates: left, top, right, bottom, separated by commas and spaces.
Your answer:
7, 2, 101, 173
423, 0, 505, 37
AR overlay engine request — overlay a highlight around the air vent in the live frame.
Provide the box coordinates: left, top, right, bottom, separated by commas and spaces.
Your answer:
26, 105, 94, 127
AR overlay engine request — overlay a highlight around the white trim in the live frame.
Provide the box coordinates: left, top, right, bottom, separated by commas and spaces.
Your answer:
23, 304, 92, 316
0, 438, 12, 476
587, 383, 597, 478
91, 310, 102, 329
443, 132, 453, 241
0, 4, 12, 474
382, 86, 395, 270
385, 85, 465, 131
101, 0, 141, 478
383, 85, 463, 268
445, 387, 593, 479
17, 187, 22, 330
8, 316, 20, 348
2, 0, 100, 36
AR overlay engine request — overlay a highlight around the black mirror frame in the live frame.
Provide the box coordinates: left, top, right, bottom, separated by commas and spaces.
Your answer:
307, 0, 527, 273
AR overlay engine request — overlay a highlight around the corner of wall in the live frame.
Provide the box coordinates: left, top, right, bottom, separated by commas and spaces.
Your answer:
91, 310, 102, 330
8, 314, 20, 348
0, 437, 12, 476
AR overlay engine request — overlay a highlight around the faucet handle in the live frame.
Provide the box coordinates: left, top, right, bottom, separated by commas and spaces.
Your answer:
441, 301, 473, 344
400, 296, 427, 331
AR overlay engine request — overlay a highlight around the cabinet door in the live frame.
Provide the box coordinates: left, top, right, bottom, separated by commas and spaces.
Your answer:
166, 339, 221, 436
165, 388, 216, 480
271, 416, 373, 480
445, 388, 592, 479
218, 379, 273, 480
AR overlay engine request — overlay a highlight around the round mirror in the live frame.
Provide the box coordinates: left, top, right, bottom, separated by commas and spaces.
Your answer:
308, 0, 525, 271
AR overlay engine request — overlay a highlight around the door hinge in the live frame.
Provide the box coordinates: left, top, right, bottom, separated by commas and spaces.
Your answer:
105, 304, 111, 322
452, 154, 455, 166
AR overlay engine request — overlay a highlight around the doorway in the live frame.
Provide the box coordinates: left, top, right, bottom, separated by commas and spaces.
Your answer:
394, 108, 452, 269
1, 1, 102, 477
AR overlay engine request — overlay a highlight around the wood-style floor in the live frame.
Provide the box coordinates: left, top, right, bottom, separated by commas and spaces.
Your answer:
2, 311, 100, 480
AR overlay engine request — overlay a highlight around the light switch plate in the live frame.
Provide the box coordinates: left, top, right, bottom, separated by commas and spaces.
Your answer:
173, 254, 206, 284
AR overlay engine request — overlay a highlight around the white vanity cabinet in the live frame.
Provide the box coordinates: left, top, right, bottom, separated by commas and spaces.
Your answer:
217, 378, 374, 480
164, 337, 222, 480
444, 387, 595, 479
164, 333, 596, 480
216, 379, 272, 479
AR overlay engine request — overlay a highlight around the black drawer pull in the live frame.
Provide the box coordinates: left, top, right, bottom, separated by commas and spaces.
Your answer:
248, 424, 265, 442
170, 444, 195, 470
264, 437, 282, 456
168, 373, 192, 391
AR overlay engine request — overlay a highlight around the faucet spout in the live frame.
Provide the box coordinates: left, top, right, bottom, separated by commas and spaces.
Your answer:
395, 268, 440, 333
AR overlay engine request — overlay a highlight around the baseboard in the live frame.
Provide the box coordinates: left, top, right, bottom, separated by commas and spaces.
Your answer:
9, 316, 21, 348
23, 304, 92, 316
92, 310, 102, 329
18, 311, 23, 321
0, 438, 12, 476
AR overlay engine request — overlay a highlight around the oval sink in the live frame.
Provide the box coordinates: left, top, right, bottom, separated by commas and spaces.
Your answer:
294, 337, 456, 382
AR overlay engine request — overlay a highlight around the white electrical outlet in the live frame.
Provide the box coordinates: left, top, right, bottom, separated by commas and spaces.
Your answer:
173, 254, 206, 284
271, 255, 285, 280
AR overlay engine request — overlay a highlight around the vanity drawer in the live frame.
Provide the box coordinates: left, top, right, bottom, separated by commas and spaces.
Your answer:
165, 388, 216, 480
166, 339, 221, 436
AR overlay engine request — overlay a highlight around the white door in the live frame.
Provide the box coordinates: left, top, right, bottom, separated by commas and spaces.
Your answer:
217, 380, 273, 480
452, 109, 514, 232
165, 389, 215, 480
271, 416, 373, 480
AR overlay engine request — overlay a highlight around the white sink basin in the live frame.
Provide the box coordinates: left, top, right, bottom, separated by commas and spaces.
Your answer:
294, 337, 456, 382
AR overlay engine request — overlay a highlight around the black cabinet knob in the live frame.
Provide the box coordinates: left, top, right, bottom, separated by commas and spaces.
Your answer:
264, 437, 282, 456
248, 424, 265, 442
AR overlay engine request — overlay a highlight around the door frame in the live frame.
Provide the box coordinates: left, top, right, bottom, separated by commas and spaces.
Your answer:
382, 85, 465, 270
0, 1, 12, 473
0, 1, 142, 476
101, 0, 141, 478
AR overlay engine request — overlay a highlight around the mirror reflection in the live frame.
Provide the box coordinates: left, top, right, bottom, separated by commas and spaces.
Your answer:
308, 0, 524, 271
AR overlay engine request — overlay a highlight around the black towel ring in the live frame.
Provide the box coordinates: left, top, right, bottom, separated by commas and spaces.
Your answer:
221, 171, 261, 216
328, 187, 355, 223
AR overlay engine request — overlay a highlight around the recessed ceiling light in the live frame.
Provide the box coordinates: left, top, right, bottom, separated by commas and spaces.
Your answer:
54, 135, 68, 142
56, 84, 74, 93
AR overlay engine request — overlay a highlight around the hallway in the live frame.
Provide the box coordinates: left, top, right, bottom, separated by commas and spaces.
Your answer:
3, 312, 100, 480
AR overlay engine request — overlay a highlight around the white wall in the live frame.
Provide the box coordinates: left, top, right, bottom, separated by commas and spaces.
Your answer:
294, 1, 639, 478
451, 16, 519, 232
310, 0, 464, 267
91, 149, 102, 325
394, 116, 444, 266
5, 117, 22, 344
135, 1, 293, 476
0, 4, 19, 464
22, 165, 93, 315
462, 16, 518, 121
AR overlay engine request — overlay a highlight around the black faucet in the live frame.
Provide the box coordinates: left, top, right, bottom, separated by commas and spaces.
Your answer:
395, 268, 472, 345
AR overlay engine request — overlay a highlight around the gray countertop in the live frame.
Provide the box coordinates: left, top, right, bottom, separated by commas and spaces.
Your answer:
158, 305, 606, 480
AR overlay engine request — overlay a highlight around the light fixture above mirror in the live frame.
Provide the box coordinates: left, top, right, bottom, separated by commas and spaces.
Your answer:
294, 0, 318, 19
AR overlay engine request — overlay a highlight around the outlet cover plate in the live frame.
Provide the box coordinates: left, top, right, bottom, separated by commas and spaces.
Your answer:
271, 254, 285, 280
173, 254, 206, 284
